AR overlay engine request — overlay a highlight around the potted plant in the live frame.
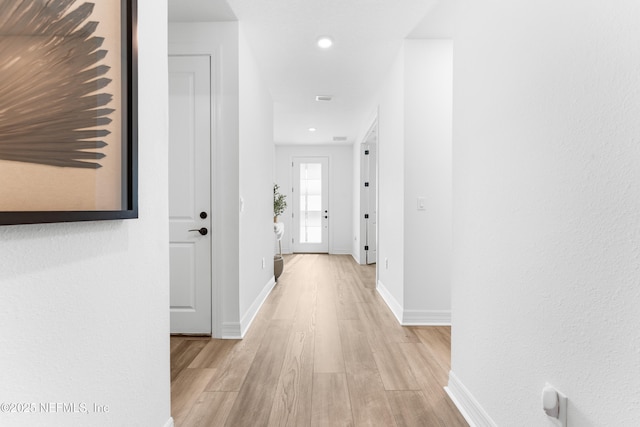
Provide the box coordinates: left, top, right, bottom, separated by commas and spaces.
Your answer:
273, 183, 287, 280
273, 183, 287, 223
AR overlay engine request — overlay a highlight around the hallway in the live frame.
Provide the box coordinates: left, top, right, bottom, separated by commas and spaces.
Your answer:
170, 255, 467, 426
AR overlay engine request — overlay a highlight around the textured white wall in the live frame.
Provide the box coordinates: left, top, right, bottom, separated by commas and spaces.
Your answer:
0, 1, 171, 426
238, 24, 276, 328
451, 1, 640, 426
376, 47, 405, 311
274, 145, 353, 255
403, 40, 452, 318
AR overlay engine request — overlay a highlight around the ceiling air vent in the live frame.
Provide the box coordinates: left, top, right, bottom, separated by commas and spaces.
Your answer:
315, 95, 333, 102
333, 136, 348, 142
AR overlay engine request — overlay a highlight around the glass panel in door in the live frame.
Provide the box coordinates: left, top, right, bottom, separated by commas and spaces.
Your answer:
292, 157, 329, 253
300, 163, 322, 243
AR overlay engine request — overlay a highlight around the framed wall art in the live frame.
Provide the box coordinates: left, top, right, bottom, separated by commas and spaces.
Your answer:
0, 0, 138, 225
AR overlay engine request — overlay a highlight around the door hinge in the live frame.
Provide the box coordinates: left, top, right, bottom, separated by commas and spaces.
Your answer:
364, 245, 369, 251
365, 150, 370, 155
292, 161, 294, 167
364, 214, 369, 219
364, 182, 369, 187
292, 238, 294, 244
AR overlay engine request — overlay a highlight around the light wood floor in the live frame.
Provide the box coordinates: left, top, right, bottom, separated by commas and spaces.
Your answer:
170, 254, 468, 427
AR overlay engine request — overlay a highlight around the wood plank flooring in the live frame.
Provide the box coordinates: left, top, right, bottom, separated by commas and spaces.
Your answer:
171, 254, 468, 427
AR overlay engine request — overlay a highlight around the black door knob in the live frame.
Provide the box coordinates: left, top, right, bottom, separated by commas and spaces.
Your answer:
188, 227, 208, 236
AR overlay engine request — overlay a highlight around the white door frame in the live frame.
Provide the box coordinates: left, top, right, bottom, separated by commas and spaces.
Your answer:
360, 118, 379, 265
168, 42, 222, 338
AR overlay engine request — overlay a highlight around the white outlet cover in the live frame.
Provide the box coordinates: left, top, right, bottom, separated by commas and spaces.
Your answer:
542, 383, 567, 427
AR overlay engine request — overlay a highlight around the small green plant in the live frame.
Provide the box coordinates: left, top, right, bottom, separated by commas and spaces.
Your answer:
273, 183, 287, 218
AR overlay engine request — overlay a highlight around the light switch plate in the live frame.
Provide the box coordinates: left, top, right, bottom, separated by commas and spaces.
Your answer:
417, 197, 426, 211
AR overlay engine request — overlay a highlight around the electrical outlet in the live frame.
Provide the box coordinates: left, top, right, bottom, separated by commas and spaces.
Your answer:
542, 384, 567, 427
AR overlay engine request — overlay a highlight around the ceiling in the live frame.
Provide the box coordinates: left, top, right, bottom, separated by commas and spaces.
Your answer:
168, 0, 452, 145
168, 0, 237, 22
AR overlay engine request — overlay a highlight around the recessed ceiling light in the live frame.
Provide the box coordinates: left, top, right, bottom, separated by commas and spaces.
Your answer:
308, 127, 317, 132
317, 36, 333, 49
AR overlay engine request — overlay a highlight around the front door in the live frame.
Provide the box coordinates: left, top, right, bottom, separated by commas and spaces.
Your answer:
168, 55, 212, 335
292, 157, 329, 253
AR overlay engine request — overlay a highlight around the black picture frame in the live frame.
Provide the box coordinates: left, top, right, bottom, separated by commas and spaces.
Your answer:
0, 0, 138, 225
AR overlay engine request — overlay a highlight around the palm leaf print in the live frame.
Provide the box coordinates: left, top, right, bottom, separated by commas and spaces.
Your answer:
0, 0, 113, 169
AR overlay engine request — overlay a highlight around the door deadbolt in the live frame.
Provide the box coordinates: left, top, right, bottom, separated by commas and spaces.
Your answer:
200, 212, 207, 219
188, 227, 208, 236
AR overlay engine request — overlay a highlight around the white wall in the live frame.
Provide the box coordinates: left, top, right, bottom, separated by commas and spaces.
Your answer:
352, 136, 363, 262
372, 40, 453, 325
274, 144, 353, 255
0, 1, 171, 426
238, 24, 276, 335
449, 1, 640, 426
376, 48, 406, 317
403, 40, 452, 323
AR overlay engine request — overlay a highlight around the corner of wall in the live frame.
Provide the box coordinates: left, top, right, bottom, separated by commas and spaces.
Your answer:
351, 252, 361, 265
238, 276, 276, 337
376, 280, 403, 323
238, 25, 275, 332
445, 371, 498, 427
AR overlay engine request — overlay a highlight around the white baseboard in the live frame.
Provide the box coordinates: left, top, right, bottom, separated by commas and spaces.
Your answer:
445, 371, 498, 427
238, 276, 276, 337
377, 281, 451, 326
402, 309, 451, 325
351, 252, 361, 264
163, 417, 174, 427
376, 280, 403, 324
329, 248, 352, 255
221, 322, 242, 339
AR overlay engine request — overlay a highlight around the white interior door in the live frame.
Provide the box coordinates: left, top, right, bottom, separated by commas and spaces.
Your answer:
292, 157, 329, 253
169, 55, 212, 335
